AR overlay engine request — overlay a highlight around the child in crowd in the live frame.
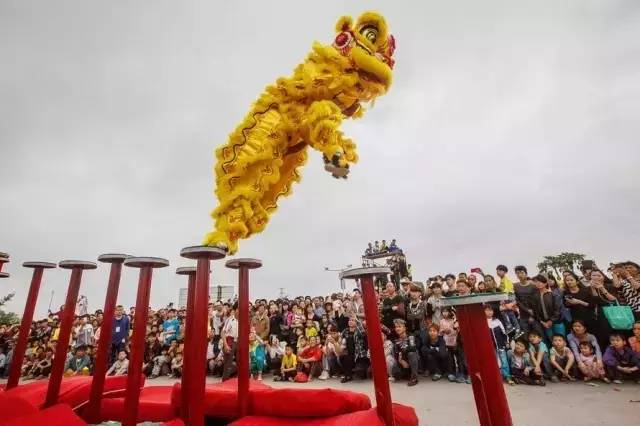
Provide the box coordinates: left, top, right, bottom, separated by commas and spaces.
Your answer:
439, 307, 463, 382
266, 336, 284, 375
276, 345, 297, 381
106, 350, 129, 376
150, 348, 170, 378
629, 321, 640, 355
29, 347, 53, 379
528, 330, 555, 382
297, 335, 323, 380
508, 340, 544, 385
304, 319, 318, 338
603, 333, 640, 384
170, 353, 183, 378
420, 323, 450, 381
383, 331, 396, 382
549, 334, 576, 381
577, 341, 609, 383
485, 305, 511, 384
391, 319, 419, 386
249, 331, 265, 380
207, 341, 224, 377
319, 333, 340, 380
64, 345, 91, 377
297, 335, 308, 354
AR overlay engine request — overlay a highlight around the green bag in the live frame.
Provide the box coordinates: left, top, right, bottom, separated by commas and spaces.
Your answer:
602, 301, 635, 330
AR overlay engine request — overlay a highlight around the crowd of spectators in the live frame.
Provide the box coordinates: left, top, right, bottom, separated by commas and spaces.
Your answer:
1, 259, 639, 389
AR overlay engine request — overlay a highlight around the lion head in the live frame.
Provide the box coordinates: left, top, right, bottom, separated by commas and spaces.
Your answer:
332, 12, 395, 91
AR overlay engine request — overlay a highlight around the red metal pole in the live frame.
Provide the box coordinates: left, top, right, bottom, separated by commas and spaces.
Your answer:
180, 246, 226, 426
187, 257, 210, 426
7, 262, 56, 389
360, 274, 394, 426
46, 260, 97, 407
84, 254, 127, 422
123, 266, 153, 426
177, 267, 197, 424
237, 266, 250, 417
457, 304, 513, 426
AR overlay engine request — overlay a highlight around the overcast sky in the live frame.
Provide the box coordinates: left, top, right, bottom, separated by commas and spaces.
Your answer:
1, 1, 639, 317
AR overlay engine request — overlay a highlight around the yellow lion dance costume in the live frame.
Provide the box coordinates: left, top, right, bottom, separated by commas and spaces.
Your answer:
204, 11, 395, 254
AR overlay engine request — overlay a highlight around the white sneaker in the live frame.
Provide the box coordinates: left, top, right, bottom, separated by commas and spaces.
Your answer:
319, 370, 329, 380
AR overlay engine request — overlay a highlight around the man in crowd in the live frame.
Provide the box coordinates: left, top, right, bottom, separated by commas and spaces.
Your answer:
251, 302, 270, 341
111, 305, 130, 364
382, 282, 405, 330
221, 303, 238, 381
162, 308, 180, 347
75, 314, 94, 348
514, 265, 538, 336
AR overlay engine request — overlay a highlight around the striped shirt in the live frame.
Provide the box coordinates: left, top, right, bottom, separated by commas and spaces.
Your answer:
619, 280, 640, 313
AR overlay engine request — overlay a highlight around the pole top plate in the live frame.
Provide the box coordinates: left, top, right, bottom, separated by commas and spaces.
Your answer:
23, 261, 57, 269
180, 245, 227, 260
440, 292, 509, 307
59, 260, 98, 270
340, 266, 391, 280
98, 253, 130, 263
225, 258, 262, 270
124, 257, 170, 269
175, 266, 197, 275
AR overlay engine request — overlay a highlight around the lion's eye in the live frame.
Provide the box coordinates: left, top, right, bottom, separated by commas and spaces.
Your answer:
360, 25, 378, 44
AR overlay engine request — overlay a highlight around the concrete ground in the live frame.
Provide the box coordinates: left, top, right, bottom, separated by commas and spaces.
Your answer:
143, 375, 640, 425
2, 375, 638, 425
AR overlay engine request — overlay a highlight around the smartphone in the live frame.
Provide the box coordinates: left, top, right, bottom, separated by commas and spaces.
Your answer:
470, 267, 482, 274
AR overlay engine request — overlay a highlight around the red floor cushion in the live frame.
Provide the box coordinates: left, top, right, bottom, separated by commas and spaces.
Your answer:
172, 379, 370, 419
172, 378, 271, 419
162, 419, 186, 426
97, 385, 177, 423
251, 387, 371, 418
0, 392, 38, 425
0, 403, 87, 426
229, 403, 418, 426
3, 375, 139, 409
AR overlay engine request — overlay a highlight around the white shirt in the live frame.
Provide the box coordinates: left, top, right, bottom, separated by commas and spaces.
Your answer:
222, 316, 238, 340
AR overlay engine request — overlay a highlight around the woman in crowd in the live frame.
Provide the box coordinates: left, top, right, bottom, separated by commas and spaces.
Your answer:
531, 274, 565, 341
338, 316, 368, 383
563, 272, 595, 328
567, 319, 604, 379
611, 262, 640, 321
588, 269, 618, 350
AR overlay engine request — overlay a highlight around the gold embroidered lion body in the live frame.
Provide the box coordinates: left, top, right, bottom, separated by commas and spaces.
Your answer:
203, 12, 395, 254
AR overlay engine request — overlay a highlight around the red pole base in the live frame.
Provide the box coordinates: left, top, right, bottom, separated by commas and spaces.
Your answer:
457, 304, 513, 426
360, 275, 394, 426
6, 267, 46, 389
45, 268, 85, 407
237, 266, 250, 418
84, 257, 125, 422
123, 266, 154, 426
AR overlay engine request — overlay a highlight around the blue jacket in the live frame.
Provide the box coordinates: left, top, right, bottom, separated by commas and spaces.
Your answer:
111, 315, 130, 344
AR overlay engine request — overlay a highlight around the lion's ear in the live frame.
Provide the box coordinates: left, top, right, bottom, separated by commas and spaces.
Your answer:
335, 15, 353, 33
